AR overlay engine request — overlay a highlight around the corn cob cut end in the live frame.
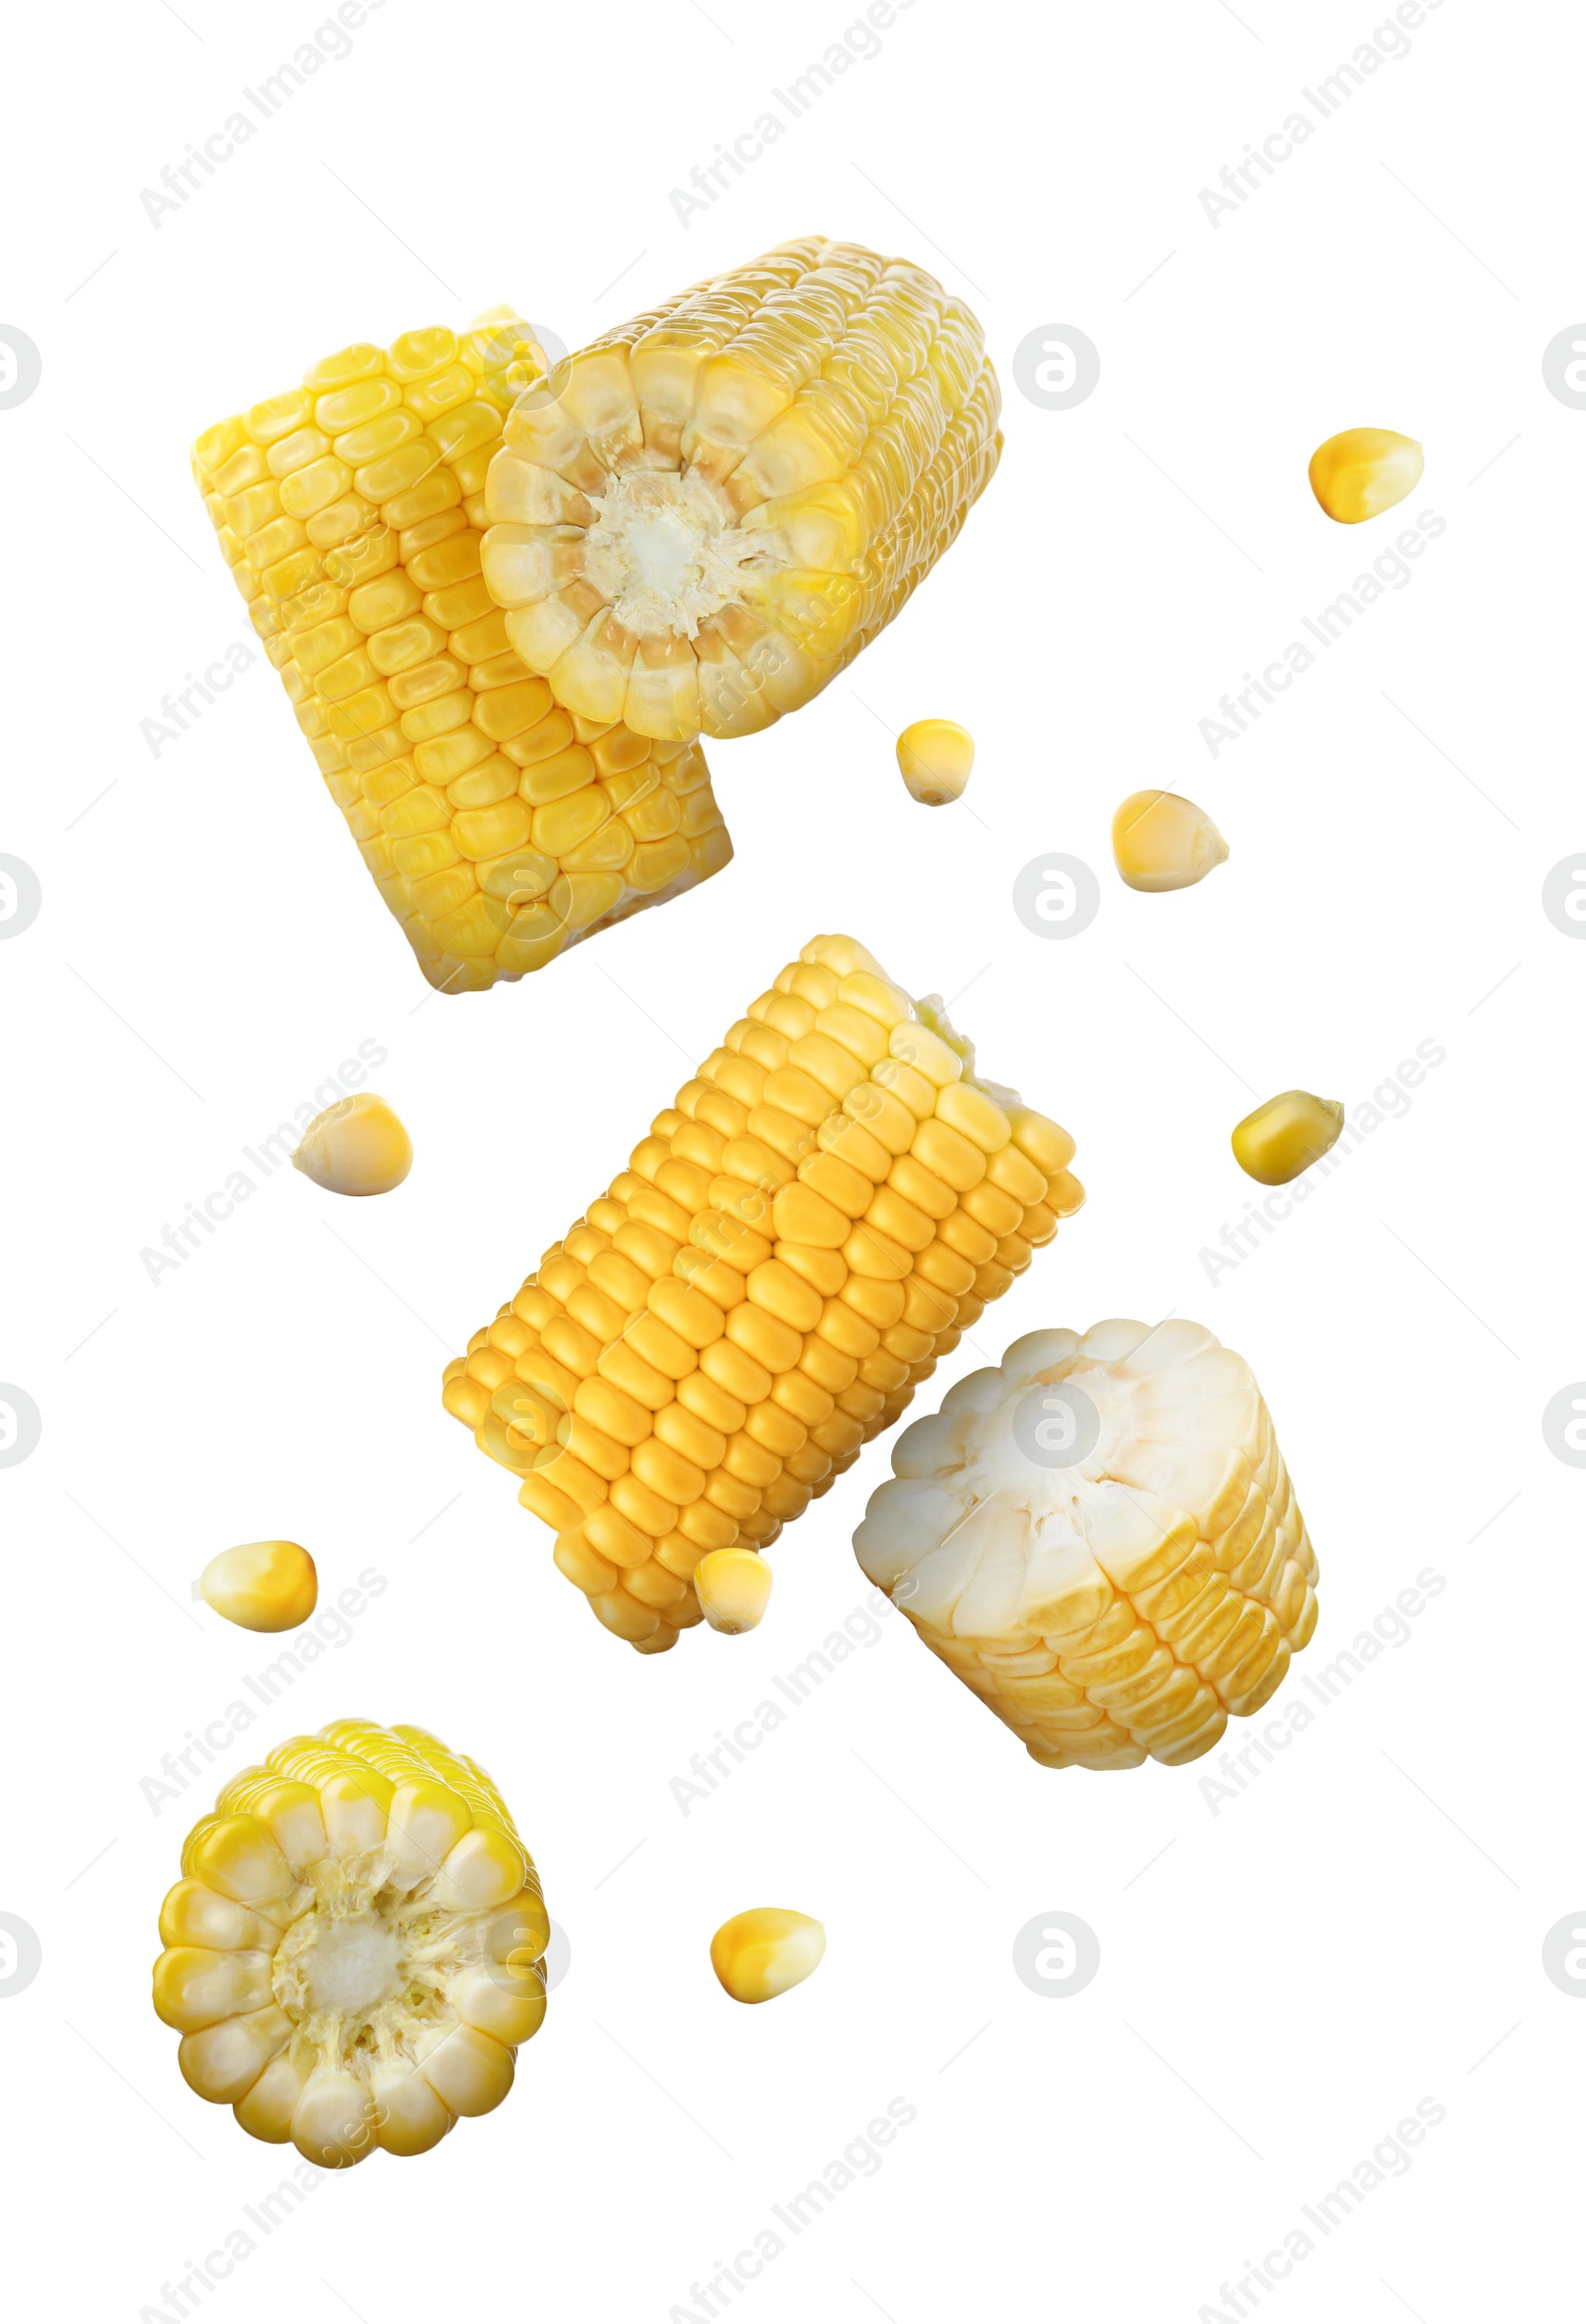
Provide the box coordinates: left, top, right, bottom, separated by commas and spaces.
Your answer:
153, 1720, 547, 2163
190, 306, 734, 994
443, 933, 1080, 1649
854, 1321, 1317, 1770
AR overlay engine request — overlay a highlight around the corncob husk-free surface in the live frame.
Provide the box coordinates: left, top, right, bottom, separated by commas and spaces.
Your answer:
483, 238, 1001, 741
153, 1720, 548, 2164
853, 1323, 1318, 1769
441, 935, 1081, 1651
191, 308, 733, 993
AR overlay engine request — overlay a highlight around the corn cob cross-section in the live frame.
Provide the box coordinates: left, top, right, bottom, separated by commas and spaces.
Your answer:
441, 936, 1081, 1651
191, 308, 733, 992
153, 1721, 548, 2163
483, 238, 1002, 741
853, 1323, 1318, 1769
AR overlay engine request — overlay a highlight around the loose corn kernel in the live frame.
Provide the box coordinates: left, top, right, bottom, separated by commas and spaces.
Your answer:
1307, 428, 1423, 524
710, 1908, 826, 2004
292, 1093, 413, 1196
191, 308, 733, 993
1231, 1090, 1343, 1185
854, 1321, 1318, 1770
441, 936, 1080, 1651
484, 238, 1001, 742
896, 719, 974, 807
1110, 790, 1227, 892
695, 1548, 772, 1633
196, 1541, 318, 1633
152, 1719, 548, 2163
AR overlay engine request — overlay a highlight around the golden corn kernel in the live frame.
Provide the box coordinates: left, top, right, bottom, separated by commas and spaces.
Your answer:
896, 719, 974, 807
1307, 428, 1423, 524
191, 309, 734, 993
292, 1093, 413, 1196
854, 1322, 1317, 1769
710, 1908, 826, 2004
1231, 1090, 1343, 1184
153, 1720, 547, 2163
197, 1541, 318, 1633
694, 1548, 772, 1634
1110, 790, 1227, 892
441, 936, 1080, 1651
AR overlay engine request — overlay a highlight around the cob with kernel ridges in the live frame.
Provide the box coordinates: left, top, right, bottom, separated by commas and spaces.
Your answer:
482, 237, 1001, 741
441, 935, 1081, 1652
853, 1322, 1318, 1770
191, 308, 733, 993
153, 1720, 548, 2163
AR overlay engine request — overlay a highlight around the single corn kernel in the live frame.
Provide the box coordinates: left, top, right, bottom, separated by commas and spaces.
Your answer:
292, 1093, 412, 1196
197, 1541, 318, 1632
896, 719, 974, 807
1231, 1090, 1344, 1184
153, 1719, 548, 2163
695, 1548, 772, 1634
853, 1321, 1317, 1770
1307, 428, 1423, 524
710, 1908, 826, 2005
1110, 791, 1227, 892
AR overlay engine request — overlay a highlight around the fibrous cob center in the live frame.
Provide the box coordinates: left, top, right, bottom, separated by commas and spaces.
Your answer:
582, 470, 776, 640
270, 1859, 487, 2070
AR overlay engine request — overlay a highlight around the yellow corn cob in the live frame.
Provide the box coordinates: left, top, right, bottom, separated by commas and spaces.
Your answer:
152, 1720, 548, 2163
483, 239, 1002, 741
853, 1322, 1318, 1770
441, 935, 1081, 1651
191, 307, 733, 992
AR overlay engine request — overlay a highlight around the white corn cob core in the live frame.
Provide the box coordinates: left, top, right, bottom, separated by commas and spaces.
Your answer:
853, 1321, 1318, 1770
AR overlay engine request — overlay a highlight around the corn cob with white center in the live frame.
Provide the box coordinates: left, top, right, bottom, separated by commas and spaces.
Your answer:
191, 308, 733, 993
483, 238, 1001, 741
441, 936, 1081, 1651
853, 1322, 1317, 1769
153, 1720, 548, 2163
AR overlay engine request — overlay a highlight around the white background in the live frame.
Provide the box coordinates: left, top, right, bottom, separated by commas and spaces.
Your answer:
2, 0, 1579, 2316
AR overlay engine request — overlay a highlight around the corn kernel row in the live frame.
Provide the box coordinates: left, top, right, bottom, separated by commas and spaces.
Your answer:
441, 935, 1081, 1650
190, 307, 733, 992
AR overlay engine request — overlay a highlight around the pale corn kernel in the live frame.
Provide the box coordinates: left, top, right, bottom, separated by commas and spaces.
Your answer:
695, 1548, 772, 1633
191, 307, 734, 994
853, 1321, 1318, 1770
442, 937, 1079, 1653
1110, 790, 1228, 892
153, 1720, 547, 2163
1307, 428, 1423, 524
292, 1093, 413, 1196
196, 1541, 318, 1633
710, 1908, 826, 2004
1231, 1090, 1343, 1184
896, 719, 974, 807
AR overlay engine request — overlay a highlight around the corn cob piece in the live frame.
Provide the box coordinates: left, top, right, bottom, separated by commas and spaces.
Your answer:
853, 1323, 1318, 1770
441, 935, 1081, 1651
191, 308, 733, 992
483, 238, 1002, 742
152, 1720, 548, 2163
